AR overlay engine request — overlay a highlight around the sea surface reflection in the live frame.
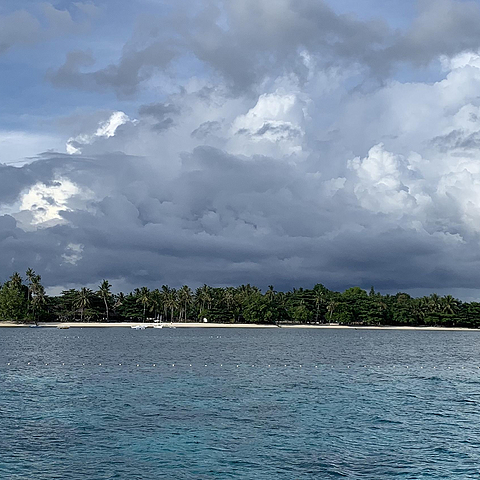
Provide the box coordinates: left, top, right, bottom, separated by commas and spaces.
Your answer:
1, 327, 480, 479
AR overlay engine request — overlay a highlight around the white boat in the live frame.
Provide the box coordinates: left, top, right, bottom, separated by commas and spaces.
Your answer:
131, 325, 146, 330
153, 324, 164, 329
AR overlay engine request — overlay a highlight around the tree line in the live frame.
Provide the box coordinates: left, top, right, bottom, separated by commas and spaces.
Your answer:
1, 270, 480, 327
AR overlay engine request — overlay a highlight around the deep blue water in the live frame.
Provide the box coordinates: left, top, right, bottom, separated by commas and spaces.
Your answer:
2, 327, 480, 479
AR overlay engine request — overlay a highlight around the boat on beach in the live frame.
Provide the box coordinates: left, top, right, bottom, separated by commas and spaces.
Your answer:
131, 325, 146, 330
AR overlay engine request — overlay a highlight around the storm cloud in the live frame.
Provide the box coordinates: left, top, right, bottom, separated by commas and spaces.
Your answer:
3, 0, 480, 299
47, 0, 480, 95
0, 2, 97, 54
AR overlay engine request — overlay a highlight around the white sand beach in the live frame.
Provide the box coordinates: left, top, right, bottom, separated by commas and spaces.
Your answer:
1, 322, 479, 331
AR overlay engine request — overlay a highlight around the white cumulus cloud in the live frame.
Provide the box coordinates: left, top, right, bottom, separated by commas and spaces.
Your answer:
66, 111, 131, 154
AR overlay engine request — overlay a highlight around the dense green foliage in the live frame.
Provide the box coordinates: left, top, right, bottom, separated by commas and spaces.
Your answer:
1, 271, 480, 327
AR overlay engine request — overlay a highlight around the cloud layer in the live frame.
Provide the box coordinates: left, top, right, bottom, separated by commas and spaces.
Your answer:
3, 0, 480, 298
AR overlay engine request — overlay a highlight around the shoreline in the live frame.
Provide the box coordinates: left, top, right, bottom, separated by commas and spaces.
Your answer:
0, 322, 479, 331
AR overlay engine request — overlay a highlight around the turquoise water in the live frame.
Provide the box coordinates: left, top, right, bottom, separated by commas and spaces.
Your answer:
2, 328, 480, 479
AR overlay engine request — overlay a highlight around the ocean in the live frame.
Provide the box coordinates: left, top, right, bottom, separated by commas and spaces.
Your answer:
1, 327, 480, 479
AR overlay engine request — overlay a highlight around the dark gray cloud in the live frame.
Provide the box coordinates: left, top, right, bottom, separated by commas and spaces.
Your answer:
46, 0, 480, 96
47, 0, 388, 95
0, 10, 41, 54
0, 3, 96, 55
47, 43, 177, 96
385, 0, 480, 66
0, 164, 35, 204
2, 146, 480, 297
138, 102, 180, 131
189, 0, 389, 89
252, 122, 302, 139
191, 121, 222, 139
5, 0, 480, 301
431, 129, 480, 152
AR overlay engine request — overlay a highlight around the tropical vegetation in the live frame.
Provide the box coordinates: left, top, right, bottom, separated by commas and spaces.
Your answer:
1, 271, 480, 328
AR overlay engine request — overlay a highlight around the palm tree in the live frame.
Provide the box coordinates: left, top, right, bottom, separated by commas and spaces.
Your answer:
31, 282, 46, 326
223, 286, 235, 307
220, 287, 236, 322
75, 288, 93, 322
136, 287, 151, 322
236, 284, 255, 305
10, 272, 23, 289
98, 280, 112, 321
149, 289, 162, 320
25, 269, 43, 321
326, 300, 338, 321
178, 285, 192, 322
276, 290, 287, 313
114, 292, 125, 311
161, 285, 171, 321
411, 299, 425, 325
164, 288, 178, 322
442, 295, 459, 315
429, 293, 442, 313
265, 285, 276, 302
313, 289, 326, 323
374, 300, 388, 324
196, 284, 212, 312
25, 268, 36, 304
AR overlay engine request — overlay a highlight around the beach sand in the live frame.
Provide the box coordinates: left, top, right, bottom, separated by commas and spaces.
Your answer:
0, 322, 479, 331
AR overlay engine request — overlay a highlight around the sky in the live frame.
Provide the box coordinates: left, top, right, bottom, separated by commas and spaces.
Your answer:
3, 0, 480, 299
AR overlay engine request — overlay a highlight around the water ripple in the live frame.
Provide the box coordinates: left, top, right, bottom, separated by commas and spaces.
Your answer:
2, 328, 480, 478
